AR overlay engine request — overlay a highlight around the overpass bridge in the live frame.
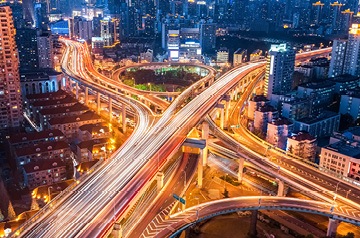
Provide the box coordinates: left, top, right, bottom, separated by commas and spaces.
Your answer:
150, 196, 359, 238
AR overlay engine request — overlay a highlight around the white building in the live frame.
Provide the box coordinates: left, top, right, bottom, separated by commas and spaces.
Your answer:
264, 44, 295, 104
319, 141, 360, 179
287, 131, 317, 161
254, 105, 278, 134
266, 118, 293, 150
247, 95, 269, 120
343, 24, 360, 77
233, 48, 247, 66
328, 39, 347, 78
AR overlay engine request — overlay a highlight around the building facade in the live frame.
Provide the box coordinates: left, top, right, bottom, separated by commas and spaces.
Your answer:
0, 6, 23, 129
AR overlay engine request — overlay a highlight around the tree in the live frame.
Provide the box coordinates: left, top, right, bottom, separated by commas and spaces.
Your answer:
343, 232, 355, 238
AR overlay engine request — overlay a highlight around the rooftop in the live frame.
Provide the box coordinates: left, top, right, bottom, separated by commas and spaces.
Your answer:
270, 117, 293, 126
329, 74, 360, 83
289, 131, 316, 141
77, 138, 109, 150
8, 129, 65, 144
79, 123, 110, 134
296, 111, 339, 124
39, 103, 88, 116
251, 94, 269, 103
23, 158, 66, 174
32, 95, 77, 107
325, 141, 360, 159
15, 141, 70, 157
49, 111, 101, 125
26, 89, 68, 101
257, 104, 277, 113
298, 80, 335, 89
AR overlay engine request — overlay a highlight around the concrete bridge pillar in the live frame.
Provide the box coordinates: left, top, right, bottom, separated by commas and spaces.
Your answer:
327, 218, 339, 238
109, 97, 113, 121
111, 222, 123, 238
156, 171, 165, 193
248, 210, 258, 238
84, 87, 89, 105
122, 104, 126, 133
238, 157, 245, 183
198, 155, 203, 189
201, 122, 209, 166
277, 179, 285, 197
75, 82, 79, 99
224, 95, 230, 128
216, 104, 225, 130
97, 92, 101, 114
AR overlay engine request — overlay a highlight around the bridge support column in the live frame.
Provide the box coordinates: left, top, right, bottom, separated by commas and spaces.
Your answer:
277, 179, 285, 197
111, 222, 123, 238
224, 96, 230, 128
75, 82, 79, 99
84, 87, 89, 105
197, 155, 203, 188
97, 92, 101, 114
156, 172, 165, 193
201, 122, 209, 166
216, 103, 225, 130
248, 210, 258, 238
109, 97, 113, 121
326, 218, 339, 238
122, 104, 126, 133
238, 157, 245, 183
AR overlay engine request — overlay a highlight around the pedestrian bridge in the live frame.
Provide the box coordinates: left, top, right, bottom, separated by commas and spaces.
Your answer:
151, 196, 360, 238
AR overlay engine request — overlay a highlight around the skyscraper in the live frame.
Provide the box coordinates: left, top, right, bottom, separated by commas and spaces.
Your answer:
264, 44, 295, 102
328, 39, 347, 77
343, 24, 360, 77
329, 24, 360, 77
0, 6, 23, 129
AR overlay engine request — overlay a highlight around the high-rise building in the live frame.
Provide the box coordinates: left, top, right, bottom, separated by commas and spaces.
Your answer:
0, 6, 23, 129
264, 44, 295, 102
343, 23, 360, 77
328, 39, 347, 77
37, 31, 54, 69
100, 17, 119, 46
329, 24, 360, 77
16, 28, 39, 70
200, 22, 216, 53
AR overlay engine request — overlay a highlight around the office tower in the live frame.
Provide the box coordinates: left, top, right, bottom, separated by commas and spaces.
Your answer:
329, 1, 343, 34
328, 39, 347, 77
69, 16, 93, 40
200, 22, 216, 53
0, 6, 23, 129
312, 1, 324, 24
100, 17, 119, 46
16, 28, 39, 70
264, 44, 295, 101
37, 31, 54, 69
343, 24, 360, 77
34, 2, 49, 30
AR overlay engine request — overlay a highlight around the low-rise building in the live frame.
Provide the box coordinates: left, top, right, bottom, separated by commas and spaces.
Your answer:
249, 49, 263, 62
281, 96, 310, 121
7, 129, 65, 148
254, 105, 278, 134
266, 118, 293, 150
329, 74, 360, 94
22, 159, 67, 189
38, 103, 88, 129
319, 141, 360, 178
247, 95, 269, 120
76, 138, 110, 163
78, 123, 111, 141
287, 131, 317, 161
339, 92, 360, 121
233, 48, 247, 66
294, 111, 340, 138
13, 141, 72, 168
49, 111, 102, 140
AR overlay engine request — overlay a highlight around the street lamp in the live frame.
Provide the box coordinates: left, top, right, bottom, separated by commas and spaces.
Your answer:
148, 82, 152, 91
335, 181, 341, 194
